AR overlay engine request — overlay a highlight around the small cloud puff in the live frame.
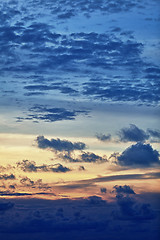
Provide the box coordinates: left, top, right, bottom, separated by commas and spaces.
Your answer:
96, 133, 111, 142
113, 185, 135, 195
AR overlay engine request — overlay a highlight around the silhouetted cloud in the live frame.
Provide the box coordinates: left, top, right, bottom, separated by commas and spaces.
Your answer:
0, 174, 15, 180
36, 136, 86, 152
60, 151, 108, 163
0, 192, 159, 240
96, 133, 111, 142
117, 143, 160, 167
17, 160, 71, 173
100, 188, 107, 194
16, 105, 88, 123
20, 177, 51, 190
80, 152, 107, 163
0, 191, 55, 197
113, 185, 135, 195
114, 194, 156, 221
118, 124, 149, 142
0, 191, 32, 196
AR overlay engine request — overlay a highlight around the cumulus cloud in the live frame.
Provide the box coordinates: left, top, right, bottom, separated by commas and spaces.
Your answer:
114, 194, 156, 221
118, 124, 149, 142
117, 142, 160, 167
36, 136, 86, 152
113, 185, 135, 195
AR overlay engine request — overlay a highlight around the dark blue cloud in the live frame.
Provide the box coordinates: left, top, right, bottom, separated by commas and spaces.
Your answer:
17, 160, 71, 173
36, 136, 86, 152
16, 105, 88, 123
24, 83, 78, 96
0, 174, 15, 180
118, 124, 149, 142
0, 201, 14, 212
147, 129, 160, 140
0, 191, 32, 197
113, 185, 135, 195
0, 191, 55, 197
117, 143, 160, 167
114, 194, 156, 221
80, 152, 107, 163
0, 193, 159, 240
60, 151, 108, 163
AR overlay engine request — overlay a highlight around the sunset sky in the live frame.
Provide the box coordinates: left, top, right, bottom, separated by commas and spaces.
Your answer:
0, 0, 160, 239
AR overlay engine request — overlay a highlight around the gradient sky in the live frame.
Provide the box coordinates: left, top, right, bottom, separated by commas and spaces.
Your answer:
0, 0, 160, 240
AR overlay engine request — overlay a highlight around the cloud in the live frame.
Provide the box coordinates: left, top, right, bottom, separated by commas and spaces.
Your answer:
118, 124, 149, 142
16, 105, 88, 123
147, 129, 160, 140
24, 84, 78, 96
0, 191, 32, 196
36, 136, 86, 152
114, 194, 156, 221
17, 160, 71, 173
0, 201, 14, 212
113, 185, 135, 195
80, 152, 107, 163
56, 171, 160, 190
60, 151, 108, 163
100, 188, 107, 194
0, 174, 15, 180
96, 133, 111, 142
78, 166, 85, 171
20, 177, 51, 190
117, 142, 160, 167
0, 192, 159, 240
0, 191, 55, 197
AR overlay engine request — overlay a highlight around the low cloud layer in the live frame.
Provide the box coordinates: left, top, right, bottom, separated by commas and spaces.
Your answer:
0, 187, 159, 240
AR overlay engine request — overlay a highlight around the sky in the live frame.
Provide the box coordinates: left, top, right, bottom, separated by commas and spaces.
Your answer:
0, 0, 160, 239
